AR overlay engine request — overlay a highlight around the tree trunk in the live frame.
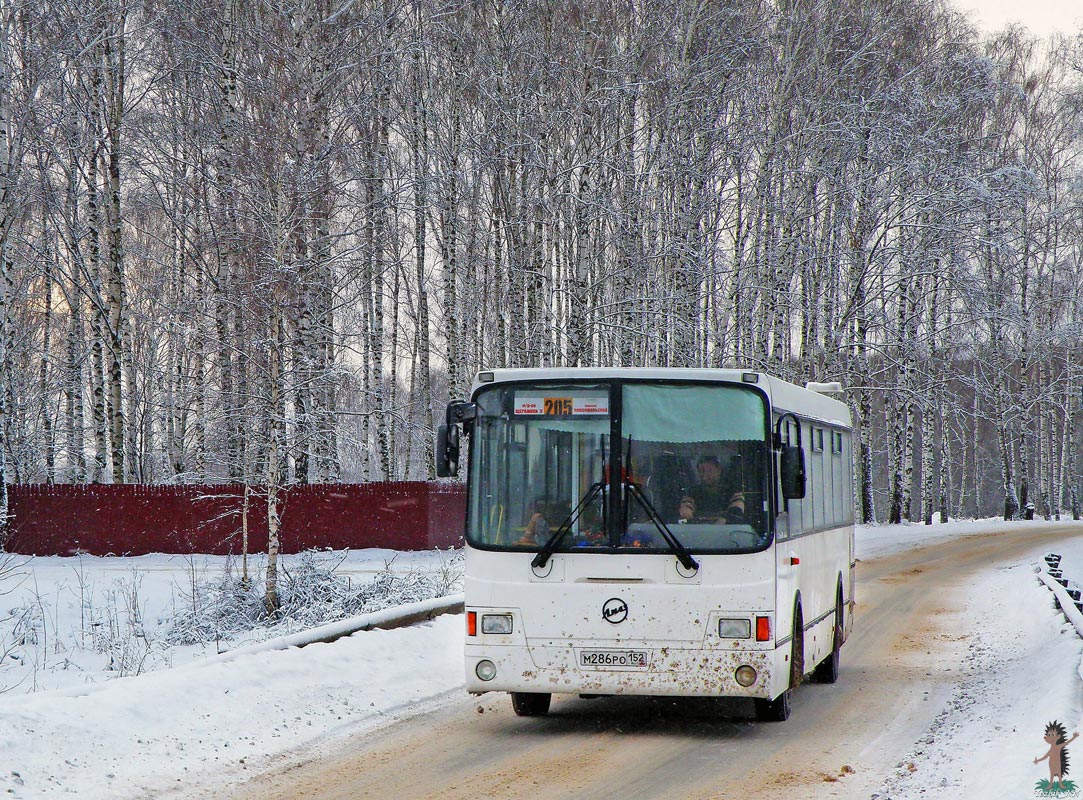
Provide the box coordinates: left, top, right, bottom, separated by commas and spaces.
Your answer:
39, 244, 56, 483
215, 0, 242, 480
921, 401, 933, 525
970, 361, 981, 517
858, 386, 875, 524
996, 382, 1019, 520
888, 386, 904, 525
264, 304, 284, 615
411, 4, 433, 478
938, 393, 951, 524
103, 8, 127, 483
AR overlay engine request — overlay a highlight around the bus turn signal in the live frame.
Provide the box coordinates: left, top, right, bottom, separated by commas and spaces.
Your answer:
756, 616, 771, 642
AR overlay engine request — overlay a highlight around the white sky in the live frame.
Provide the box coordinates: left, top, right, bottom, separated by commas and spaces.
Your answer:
958, 0, 1083, 38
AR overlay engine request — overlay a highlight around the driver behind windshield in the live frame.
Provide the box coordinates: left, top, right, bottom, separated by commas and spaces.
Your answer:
678, 454, 745, 524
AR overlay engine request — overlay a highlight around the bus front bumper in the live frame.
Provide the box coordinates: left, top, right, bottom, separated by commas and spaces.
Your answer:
465, 643, 784, 698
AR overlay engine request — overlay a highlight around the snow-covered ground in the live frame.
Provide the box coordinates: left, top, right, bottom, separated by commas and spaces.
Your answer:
2, 517, 1083, 798
871, 520, 1083, 798
852, 515, 1075, 561
0, 548, 461, 694
0, 548, 464, 799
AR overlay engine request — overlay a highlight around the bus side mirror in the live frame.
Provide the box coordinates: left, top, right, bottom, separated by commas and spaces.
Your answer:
780, 445, 806, 500
436, 423, 460, 477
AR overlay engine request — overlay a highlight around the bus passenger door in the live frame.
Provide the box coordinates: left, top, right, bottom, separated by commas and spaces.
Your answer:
774, 488, 798, 661
773, 418, 799, 654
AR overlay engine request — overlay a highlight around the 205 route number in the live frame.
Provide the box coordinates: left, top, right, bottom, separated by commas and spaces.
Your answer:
579, 650, 649, 669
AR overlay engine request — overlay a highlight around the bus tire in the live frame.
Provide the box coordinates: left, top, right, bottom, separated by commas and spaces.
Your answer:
812, 586, 844, 684
755, 604, 802, 722
511, 692, 551, 717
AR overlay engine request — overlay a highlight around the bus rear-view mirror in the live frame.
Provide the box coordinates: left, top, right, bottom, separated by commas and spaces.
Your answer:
436, 423, 460, 477
780, 445, 806, 500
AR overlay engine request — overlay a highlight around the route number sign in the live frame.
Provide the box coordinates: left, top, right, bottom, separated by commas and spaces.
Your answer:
513, 393, 609, 416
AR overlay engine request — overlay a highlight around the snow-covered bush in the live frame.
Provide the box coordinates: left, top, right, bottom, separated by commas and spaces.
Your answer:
164, 549, 463, 646
0, 548, 464, 693
2, 566, 164, 690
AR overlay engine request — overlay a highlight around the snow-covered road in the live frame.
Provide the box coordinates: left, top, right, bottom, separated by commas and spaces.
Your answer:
3, 519, 1083, 799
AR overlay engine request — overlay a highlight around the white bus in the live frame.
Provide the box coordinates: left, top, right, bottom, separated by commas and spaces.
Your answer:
437, 368, 855, 721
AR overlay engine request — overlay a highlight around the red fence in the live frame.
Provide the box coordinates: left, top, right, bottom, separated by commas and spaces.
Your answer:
2, 482, 466, 556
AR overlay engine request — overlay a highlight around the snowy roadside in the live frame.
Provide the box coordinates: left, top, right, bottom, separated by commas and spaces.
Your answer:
0, 613, 465, 799
871, 521, 1083, 799
0, 548, 467, 798
0, 548, 462, 694
853, 515, 1081, 561
3, 518, 1083, 798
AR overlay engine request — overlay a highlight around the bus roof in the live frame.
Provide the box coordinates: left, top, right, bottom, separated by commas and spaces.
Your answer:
469, 368, 852, 429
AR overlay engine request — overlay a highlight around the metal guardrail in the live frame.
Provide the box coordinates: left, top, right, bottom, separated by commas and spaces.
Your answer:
211, 593, 466, 660
1037, 554, 1083, 636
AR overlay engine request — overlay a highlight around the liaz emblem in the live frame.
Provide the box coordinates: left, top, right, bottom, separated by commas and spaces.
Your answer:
603, 598, 629, 624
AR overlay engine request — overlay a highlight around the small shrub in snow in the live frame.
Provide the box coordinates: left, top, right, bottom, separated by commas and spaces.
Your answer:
163, 569, 268, 646
8, 601, 44, 648
2, 568, 164, 690
0, 548, 463, 692
164, 549, 463, 646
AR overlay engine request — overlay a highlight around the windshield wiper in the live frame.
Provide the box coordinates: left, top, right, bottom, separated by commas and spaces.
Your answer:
622, 435, 698, 571
625, 481, 699, 572
533, 438, 608, 569
531, 480, 605, 570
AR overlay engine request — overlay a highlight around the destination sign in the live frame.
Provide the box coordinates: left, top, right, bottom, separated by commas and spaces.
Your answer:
513, 394, 609, 416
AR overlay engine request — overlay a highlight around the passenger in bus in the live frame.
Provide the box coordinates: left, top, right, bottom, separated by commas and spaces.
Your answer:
678, 454, 745, 524
518, 497, 551, 545
579, 505, 606, 546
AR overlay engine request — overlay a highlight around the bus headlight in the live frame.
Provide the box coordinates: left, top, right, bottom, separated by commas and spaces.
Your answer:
481, 614, 513, 635
475, 660, 498, 681
735, 665, 757, 687
718, 619, 751, 638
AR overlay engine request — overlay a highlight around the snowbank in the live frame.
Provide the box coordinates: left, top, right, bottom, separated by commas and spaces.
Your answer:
874, 523, 1083, 797
855, 515, 1083, 561
0, 614, 465, 798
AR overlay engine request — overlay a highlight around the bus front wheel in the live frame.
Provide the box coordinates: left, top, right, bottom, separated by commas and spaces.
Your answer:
755, 604, 803, 722
511, 692, 551, 717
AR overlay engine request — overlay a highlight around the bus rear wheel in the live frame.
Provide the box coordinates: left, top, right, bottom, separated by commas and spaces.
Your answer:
812, 589, 843, 684
511, 692, 551, 717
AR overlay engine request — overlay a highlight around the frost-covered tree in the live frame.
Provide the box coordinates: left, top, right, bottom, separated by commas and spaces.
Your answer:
1, 0, 1082, 526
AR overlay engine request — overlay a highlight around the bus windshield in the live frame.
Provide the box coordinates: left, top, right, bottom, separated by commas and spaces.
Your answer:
467, 381, 771, 554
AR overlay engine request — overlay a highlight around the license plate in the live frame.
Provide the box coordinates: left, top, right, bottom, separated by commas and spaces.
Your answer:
579, 650, 650, 669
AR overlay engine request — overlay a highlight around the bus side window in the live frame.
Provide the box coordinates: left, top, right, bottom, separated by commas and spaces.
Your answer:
775, 417, 798, 536
787, 419, 805, 535
828, 429, 839, 527
840, 431, 854, 524
797, 420, 808, 534
813, 431, 826, 530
